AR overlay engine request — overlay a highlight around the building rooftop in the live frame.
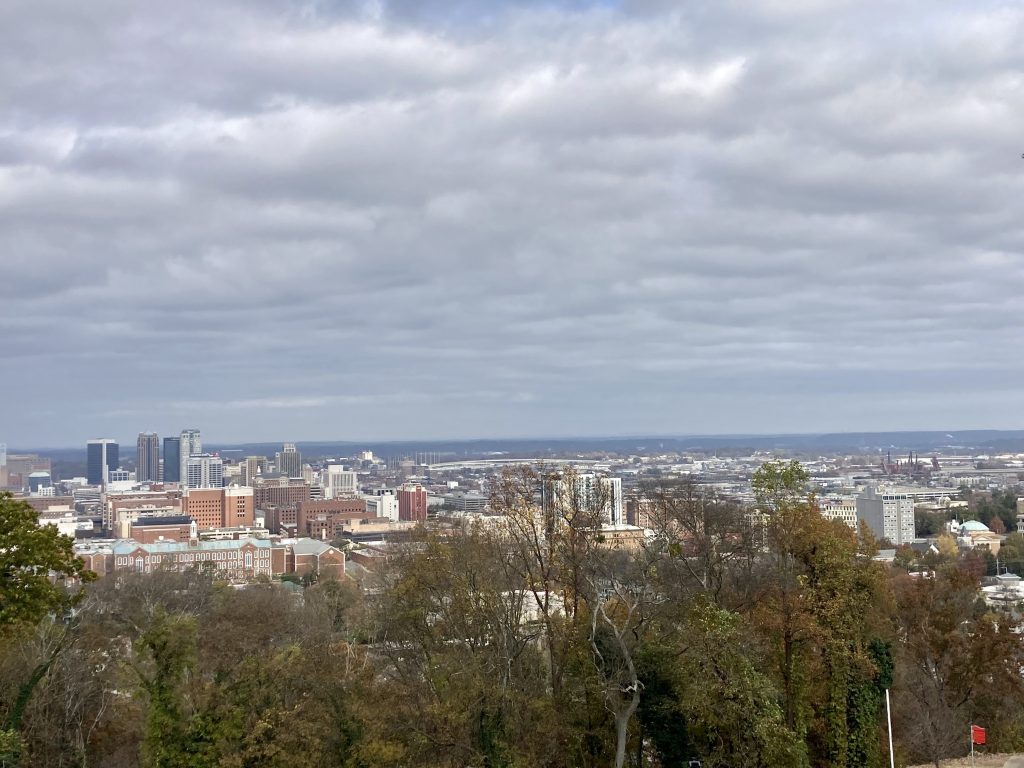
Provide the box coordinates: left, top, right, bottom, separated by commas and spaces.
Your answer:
960, 520, 990, 533
112, 537, 275, 554
132, 515, 192, 526
287, 538, 336, 555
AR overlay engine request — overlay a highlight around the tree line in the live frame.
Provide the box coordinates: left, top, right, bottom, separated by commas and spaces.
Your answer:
2, 464, 1024, 767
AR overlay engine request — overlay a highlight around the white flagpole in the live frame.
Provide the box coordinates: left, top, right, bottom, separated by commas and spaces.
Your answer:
885, 689, 895, 768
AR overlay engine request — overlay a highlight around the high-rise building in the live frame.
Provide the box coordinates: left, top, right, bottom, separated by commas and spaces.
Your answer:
855, 487, 916, 546
549, 473, 623, 526
87, 439, 119, 487
322, 465, 357, 499
275, 443, 302, 479
179, 429, 202, 485
185, 453, 223, 489
397, 483, 428, 523
0, 443, 7, 489
241, 456, 268, 486
163, 437, 181, 483
137, 432, 160, 483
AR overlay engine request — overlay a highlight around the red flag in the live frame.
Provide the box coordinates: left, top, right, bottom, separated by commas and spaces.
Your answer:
971, 725, 987, 745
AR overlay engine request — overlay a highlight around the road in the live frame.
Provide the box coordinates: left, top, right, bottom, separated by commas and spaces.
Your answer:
1004, 758, 1024, 768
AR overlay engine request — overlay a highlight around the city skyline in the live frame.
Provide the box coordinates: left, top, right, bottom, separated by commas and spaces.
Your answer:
2, 0, 1023, 446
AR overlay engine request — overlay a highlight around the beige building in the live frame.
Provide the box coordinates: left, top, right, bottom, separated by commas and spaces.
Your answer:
818, 496, 858, 530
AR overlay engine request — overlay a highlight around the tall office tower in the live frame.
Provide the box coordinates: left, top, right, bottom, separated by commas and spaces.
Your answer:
163, 437, 181, 483
275, 443, 302, 478
241, 456, 267, 486
179, 429, 202, 484
136, 432, 160, 482
86, 439, 119, 486
185, 453, 224, 489
0, 443, 7, 489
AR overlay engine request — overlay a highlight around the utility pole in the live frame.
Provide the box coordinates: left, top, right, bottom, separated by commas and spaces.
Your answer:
885, 689, 895, 768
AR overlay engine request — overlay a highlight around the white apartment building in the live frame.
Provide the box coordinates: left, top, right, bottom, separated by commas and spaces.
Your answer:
551, 473, 623, 526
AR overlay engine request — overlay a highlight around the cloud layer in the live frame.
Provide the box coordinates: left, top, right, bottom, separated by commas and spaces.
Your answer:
2, 0, 1023, 446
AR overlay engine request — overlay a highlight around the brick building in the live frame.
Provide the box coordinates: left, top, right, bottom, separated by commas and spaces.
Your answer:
104, 490, 183, 532
102, 537, 344, 581
397, 483, 428, 523
130, 516, 195, 544
296, 499, 368, 539
184, 487, 254, 530
263, 506, 299, 535
254, 477, 311, 509
290, 538, 346, 579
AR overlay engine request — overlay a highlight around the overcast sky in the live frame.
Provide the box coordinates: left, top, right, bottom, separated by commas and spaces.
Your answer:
2, 0, 1023, 447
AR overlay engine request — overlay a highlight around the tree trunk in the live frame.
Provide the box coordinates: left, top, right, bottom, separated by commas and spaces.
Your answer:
615, 690, 641, 768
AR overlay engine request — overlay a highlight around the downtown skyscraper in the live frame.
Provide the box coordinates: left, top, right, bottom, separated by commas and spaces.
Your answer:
86, 439, 119, 487
136, 432, 159, 482
185, 453, 224, 489
162, 436, 181, 483
179, 429, 201, 485
276, 443, 301, 478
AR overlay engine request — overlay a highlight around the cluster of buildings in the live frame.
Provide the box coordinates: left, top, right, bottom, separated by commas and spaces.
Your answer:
4, 431, 464, 585
11, 432, 1024, 598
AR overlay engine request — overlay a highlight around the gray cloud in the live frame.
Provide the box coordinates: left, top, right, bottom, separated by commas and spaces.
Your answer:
1, 0, 1024, 446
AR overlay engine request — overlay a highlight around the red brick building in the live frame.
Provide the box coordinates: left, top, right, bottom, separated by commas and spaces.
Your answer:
263, 506, 298, 535
296, 499, 367, 539
290, 538, 346, 579
103, 537, 344, 581
184, 487, 254, 530
397, 484, 427, 523
130, 515, 194, 544
254, 478, 311, 509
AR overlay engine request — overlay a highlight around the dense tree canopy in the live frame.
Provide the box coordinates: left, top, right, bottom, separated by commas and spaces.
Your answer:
2, 468, 1024, 767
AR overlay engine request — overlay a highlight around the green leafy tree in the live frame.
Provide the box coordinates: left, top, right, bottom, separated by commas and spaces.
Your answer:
0, 492, 95, 766
678, 600, 808, 768
750, 462, 892, 767
1000, 533, 1024, 575
635, 643, 692, 767
0, 492, 95, 634
135, 609, 199, 768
